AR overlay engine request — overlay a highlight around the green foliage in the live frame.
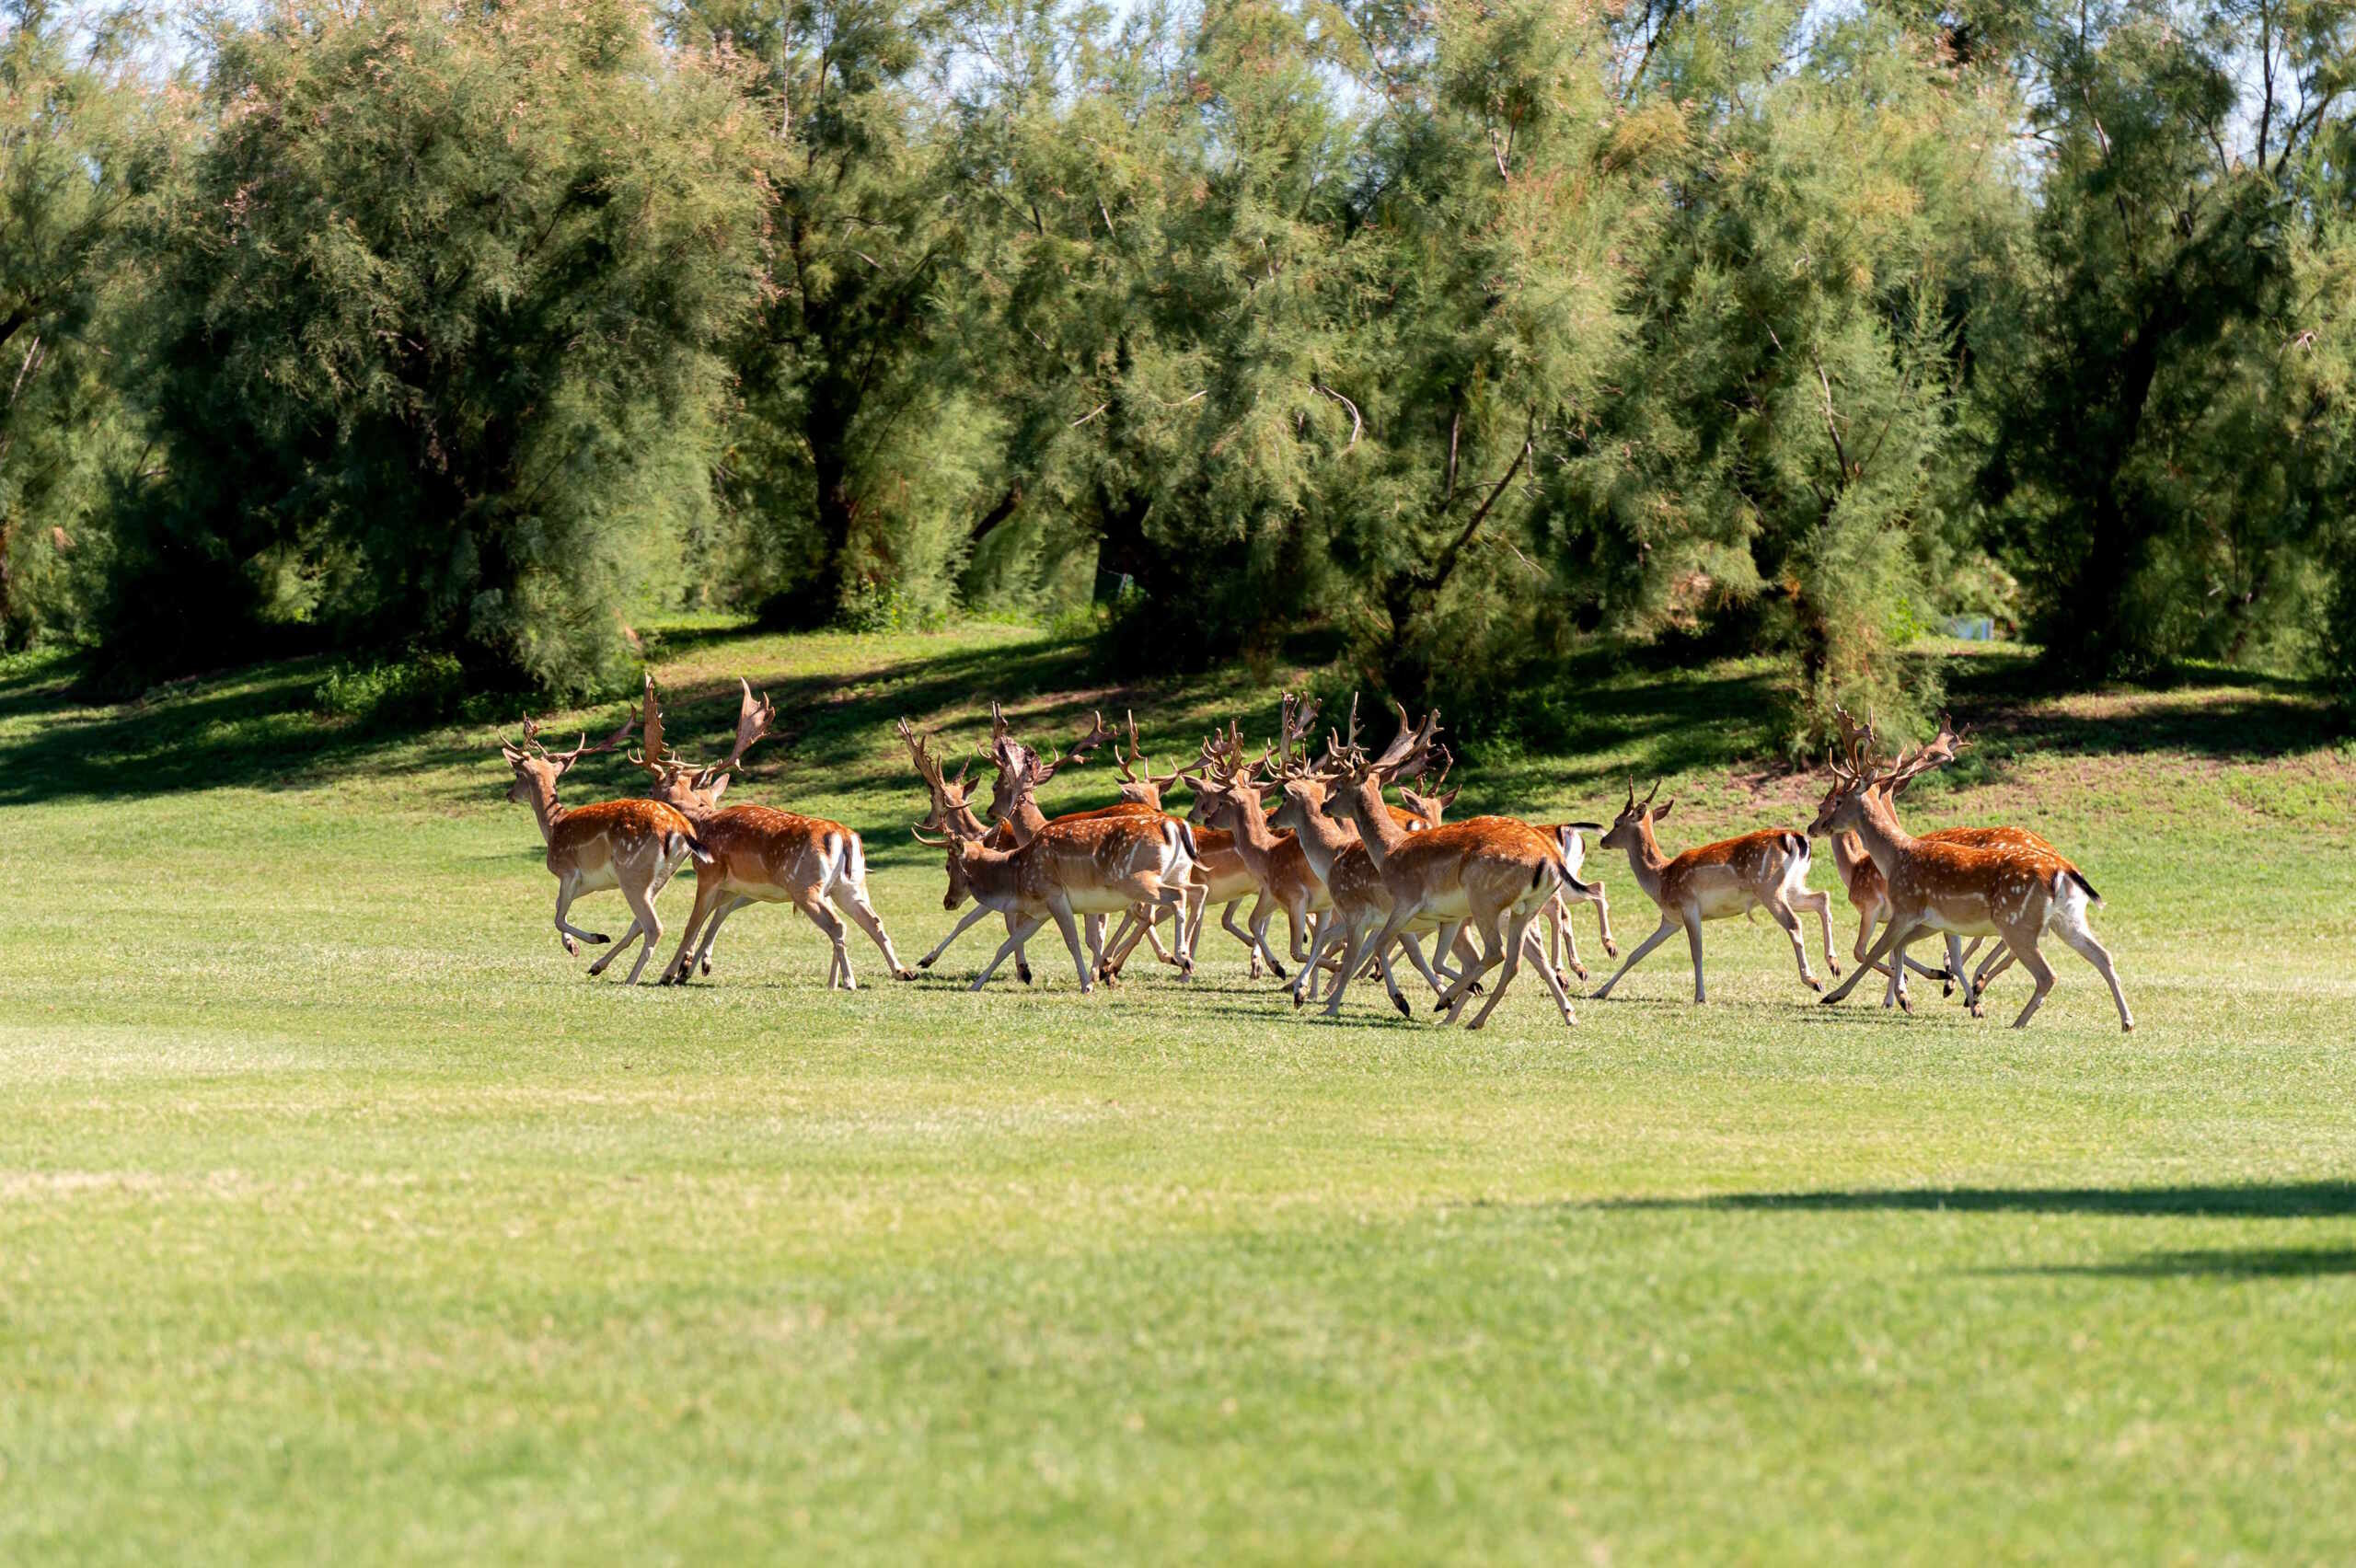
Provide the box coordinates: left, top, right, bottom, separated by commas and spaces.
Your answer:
309, 650, 467, 725
100, 0, 768, 695
0, 0, 177, 650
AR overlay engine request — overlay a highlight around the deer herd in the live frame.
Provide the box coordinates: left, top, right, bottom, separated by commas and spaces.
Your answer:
497, 682, 2133, 1032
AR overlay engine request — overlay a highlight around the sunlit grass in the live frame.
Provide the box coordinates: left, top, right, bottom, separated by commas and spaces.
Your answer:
1, 626, 2350, 1563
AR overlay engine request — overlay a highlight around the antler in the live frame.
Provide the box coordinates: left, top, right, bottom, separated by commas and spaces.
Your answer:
1411, 744, 1453, 797
896, 716, 946, 792
512, 705, 635, 768
1884, 710, 1971, 795
1116, 710, 1146, 784
1364, 700, 1438, 780
630, 674, 680, 774
722, 679, 775, 772
1020, 709, 1110, 789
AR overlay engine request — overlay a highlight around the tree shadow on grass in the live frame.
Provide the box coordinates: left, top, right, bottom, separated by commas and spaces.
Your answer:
1985, 1248, 2356, 1280
1599, 1182, 2356, 1219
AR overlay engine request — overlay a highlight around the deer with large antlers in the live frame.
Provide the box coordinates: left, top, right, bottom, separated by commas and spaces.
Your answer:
1306, 700, 1593, 1029
498, 707, 705, 985
1812, 720, 2131, 1030
1181, 714, 1333, 983
1816, 709, 2060, 1006
907, 756, 1199, 994
1588, 780, 1842, 1005
640, 676, 913, 989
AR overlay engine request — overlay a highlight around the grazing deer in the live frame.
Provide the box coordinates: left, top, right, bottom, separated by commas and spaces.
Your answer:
1588, 781, 1841, 1004
642, 678, 913, 989
499, 709, 704, 985
910, 798, 1198, 995
1813, 726, 2132, 1031
1309, 702, 1591, 1030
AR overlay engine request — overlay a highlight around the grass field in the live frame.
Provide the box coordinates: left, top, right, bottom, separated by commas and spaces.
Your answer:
4, 621, 2353, 1563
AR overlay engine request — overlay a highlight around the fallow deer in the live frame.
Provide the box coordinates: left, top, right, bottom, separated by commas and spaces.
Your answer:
1310, 702, 1592, 1030
643, 678, 913, 989
910, 792, 1198, 994
1816, 709, 2055, 1005
1812, 726, 2132, 1031
499, 708, 703, 985
1588, 781, 1841, 1004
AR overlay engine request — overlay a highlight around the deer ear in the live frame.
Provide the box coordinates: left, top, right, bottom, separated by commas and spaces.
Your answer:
501, 744, 527, 765
1439, 786, 1461, 811
1652, 798, 1674, 822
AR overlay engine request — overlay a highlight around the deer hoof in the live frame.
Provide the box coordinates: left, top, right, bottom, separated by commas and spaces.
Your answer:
895, 968, 915, 982
1570, 964, 1588, 982
562, 937, 580, 957
918, 955, 935, 969
1603, 941, 1619, 958
2122, 1020, 2135, 1033
1392, 992, 1411, 1019
1807, 975, 1822, 993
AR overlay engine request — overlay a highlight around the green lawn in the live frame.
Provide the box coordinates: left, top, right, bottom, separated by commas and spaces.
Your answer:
3, 624, 2352, 1563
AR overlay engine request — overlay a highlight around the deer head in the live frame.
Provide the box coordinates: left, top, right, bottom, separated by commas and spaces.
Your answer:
1396, 744, 1459, 827
899, 716, 982, 837
500, 706, 636, 806
1599, 778, 1671, 854
982, 706, 1111, 824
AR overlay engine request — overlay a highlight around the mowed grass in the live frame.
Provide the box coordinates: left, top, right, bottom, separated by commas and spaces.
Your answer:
3, 623, 2353, 1563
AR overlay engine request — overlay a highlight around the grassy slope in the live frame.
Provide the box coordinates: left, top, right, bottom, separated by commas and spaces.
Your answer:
2, 622, 2352, 1564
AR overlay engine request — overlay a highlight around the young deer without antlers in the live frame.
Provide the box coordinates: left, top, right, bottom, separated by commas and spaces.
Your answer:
1589, 781, 1841, 1004
641, 677, 912, 989
1310, 701, 1595, 1030
499, 708, 705, 985
1812, 725, 2132, 1031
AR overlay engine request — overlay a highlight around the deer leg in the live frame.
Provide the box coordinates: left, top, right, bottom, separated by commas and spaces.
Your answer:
918, 904, 999, 972
1250, 897, 1288, 982
1048, 899, 1097, 994
1591, 915, 1680, 1000
2006, 936, 2057, 1029
1760, 894, 1821, 993
691, 895, 753, 976
1319, 917, 1388, 1018
1288, 915, 1342, 1009
1373, 950, 1414, 1019
1790, 887, 1840, 979
1970, 946, 2015, 1012
2051, 915, 2133, 1032
1682, 909, 1708, 1004
588, 919, 645, 978
551, 872, 605, 957
1523, 919, 1578, 1027
1218, 900, 1261, 977
832, 886, 912, 981
1944, 936, 1980, 997
1012, 912, 1034, 986
1588, 881, 1617, 957
970, 913, 1047, 992
1821, 916, 1911, 1005
1390, 932, 1447, 1006
792, 893, 851, 989
656, 875, 722, 986
609, 869, 664, 986
1467, 910, 1558, 1031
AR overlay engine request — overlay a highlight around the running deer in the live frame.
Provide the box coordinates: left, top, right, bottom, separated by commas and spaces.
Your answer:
1261, 698, 1450, 1018
1181, 715, 1339, 983
499, 708, 703, 985
910, 788, 1198, 995
1309, 701, 1592, 1029
642, 678, 913, 988
1816, 709, 2056, 1006
1812, 724, 2132, 1031
1588, 781, 1841, 1004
